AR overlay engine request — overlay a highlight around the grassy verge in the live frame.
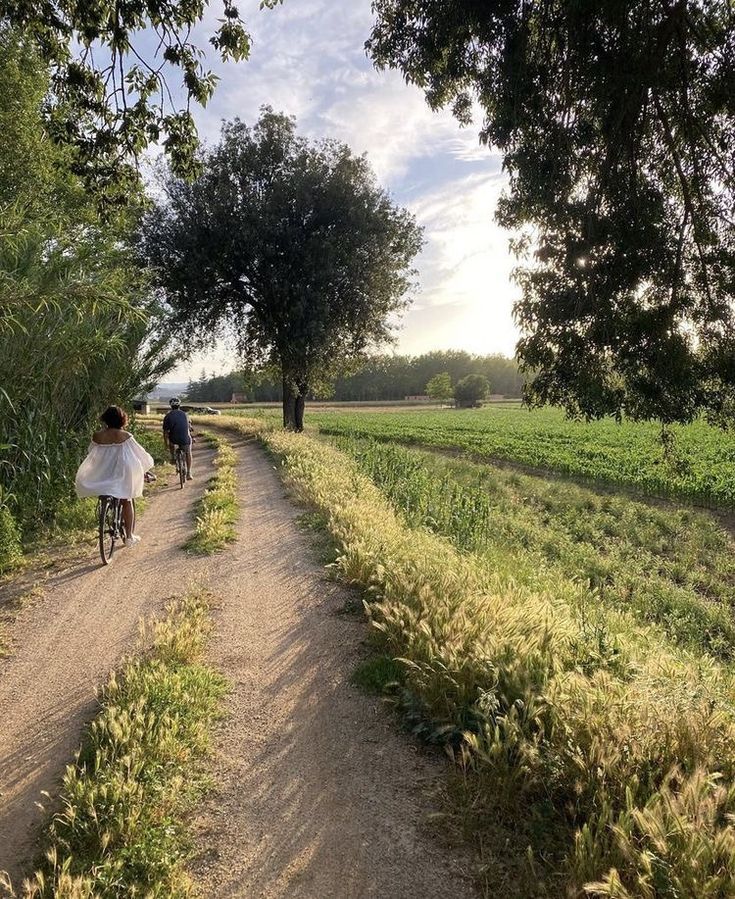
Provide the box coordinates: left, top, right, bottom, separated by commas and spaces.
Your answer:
250, 428, 735, 897
184, 431, 238, 555
1, 587, 226, 899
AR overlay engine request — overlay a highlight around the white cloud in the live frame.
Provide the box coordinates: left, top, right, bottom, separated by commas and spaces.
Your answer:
165, 0, 521, 379
398, 172, 520, 357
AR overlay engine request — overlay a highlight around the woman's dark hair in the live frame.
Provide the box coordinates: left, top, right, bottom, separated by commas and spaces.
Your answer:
101, 405, 128, 429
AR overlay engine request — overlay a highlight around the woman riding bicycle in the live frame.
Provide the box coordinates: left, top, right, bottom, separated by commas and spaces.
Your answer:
75, 405, 154, 547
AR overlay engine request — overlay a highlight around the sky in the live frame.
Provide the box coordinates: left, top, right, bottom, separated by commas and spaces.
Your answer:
159, 0, 520, 382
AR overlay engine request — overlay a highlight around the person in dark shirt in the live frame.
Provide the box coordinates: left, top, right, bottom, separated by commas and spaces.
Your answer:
162, 397, 193, 480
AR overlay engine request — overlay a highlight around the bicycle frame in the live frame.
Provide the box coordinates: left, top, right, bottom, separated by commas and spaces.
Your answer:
97, 495, 135, 565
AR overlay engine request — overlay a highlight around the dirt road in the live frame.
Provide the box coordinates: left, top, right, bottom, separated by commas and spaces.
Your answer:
190, 439, 477, 898
0, 441, 214, 886
0, 436, 477, 897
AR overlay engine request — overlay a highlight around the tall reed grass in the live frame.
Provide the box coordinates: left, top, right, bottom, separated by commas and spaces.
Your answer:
0, 32, 176, 572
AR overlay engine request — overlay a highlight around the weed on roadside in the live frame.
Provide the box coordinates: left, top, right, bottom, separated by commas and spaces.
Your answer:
1, 588, 226, 898
351, 655, 404, 695
185, 433, 238, 555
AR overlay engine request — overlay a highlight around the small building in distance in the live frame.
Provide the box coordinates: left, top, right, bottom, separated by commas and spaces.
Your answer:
231, 392, 248, 404
131, 398, 151, 415
404, 395, 432, 403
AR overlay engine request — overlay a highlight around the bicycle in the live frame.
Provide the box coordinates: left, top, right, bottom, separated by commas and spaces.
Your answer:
97, 495, 135, 565
174, 444, 186, 489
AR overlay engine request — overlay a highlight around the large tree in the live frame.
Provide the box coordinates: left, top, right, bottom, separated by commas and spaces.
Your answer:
426, 371, 453, 406
0, 0, 279, 209
368, 1, 735, 424
454, 373, 490, 408
141, 109, 423, 429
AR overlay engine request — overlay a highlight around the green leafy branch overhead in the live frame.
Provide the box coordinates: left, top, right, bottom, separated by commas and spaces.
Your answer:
0, 0, 282, 208
368, 1, 735, 424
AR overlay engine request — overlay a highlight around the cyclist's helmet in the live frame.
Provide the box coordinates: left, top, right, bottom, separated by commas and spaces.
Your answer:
170, 397, 181, 408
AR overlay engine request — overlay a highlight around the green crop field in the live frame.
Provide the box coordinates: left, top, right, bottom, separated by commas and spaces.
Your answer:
313, 405, 735, 508
333, 435, 735, 660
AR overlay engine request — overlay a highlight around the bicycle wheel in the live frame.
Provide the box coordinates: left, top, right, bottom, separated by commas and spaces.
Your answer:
177, 449, 186, 488
98, 496, 117, 565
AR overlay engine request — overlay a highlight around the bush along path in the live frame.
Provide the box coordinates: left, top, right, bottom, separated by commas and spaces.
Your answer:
1, 588, 225, 898
0, 438, 216, 886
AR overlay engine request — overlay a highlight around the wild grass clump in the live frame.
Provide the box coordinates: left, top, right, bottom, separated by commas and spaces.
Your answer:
351, 654, 404, 695
3, 588, 225, 898
185, 431, 238, 554
260, 429, 735, 895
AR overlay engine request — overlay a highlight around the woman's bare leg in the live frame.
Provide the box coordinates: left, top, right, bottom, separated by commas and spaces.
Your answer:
121, 499, 134, 538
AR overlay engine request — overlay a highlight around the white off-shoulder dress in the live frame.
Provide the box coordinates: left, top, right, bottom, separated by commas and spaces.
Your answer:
75, 436, 154, 500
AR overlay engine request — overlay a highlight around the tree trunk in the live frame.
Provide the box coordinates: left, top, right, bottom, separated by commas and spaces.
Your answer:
282, 367, 307, 431
294, 393, 305, 432
282, 376, 297, 430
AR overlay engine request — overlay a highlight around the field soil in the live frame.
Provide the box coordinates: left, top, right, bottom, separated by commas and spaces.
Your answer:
0, 437, 476, 897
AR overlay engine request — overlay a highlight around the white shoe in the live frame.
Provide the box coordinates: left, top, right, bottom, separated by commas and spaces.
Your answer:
186, 474, 193, 481
125, 535, 142, 548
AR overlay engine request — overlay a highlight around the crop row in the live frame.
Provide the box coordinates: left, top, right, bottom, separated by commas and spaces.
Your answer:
315, 406, 735, 508
333, 435, 735, 661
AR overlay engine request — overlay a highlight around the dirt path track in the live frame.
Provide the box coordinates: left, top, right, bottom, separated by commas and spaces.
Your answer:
0, 436, 477, 897
0, 441, 214, 887
191, 438, 477, 898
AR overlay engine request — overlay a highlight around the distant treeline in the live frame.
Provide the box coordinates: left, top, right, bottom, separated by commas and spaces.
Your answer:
185, 351, 525, 403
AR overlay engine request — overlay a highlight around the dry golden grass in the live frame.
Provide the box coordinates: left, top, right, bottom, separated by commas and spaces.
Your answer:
199, 415, 735, 894
1, 587, 225, 898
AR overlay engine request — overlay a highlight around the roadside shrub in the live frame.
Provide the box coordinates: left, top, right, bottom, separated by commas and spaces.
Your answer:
0, 503, 22, 574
